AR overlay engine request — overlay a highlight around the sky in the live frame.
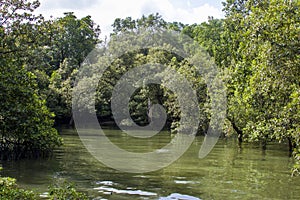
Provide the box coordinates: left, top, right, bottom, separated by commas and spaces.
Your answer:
36, 0, 224, 38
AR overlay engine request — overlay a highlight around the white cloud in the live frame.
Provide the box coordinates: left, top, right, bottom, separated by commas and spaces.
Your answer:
36, 0, 223, 39
38, 0, 98, 9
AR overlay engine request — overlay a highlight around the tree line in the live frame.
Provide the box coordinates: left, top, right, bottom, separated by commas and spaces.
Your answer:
0, 0, 299, 174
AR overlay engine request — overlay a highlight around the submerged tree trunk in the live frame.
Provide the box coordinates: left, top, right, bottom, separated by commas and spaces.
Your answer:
288, 137, 296, 157
147, 98, 153, 123
68, 115, 74, 128
227, 117, 243, 144
262, 139, 267, 151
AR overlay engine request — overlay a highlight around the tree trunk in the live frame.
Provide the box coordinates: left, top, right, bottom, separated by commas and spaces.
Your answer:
227, 117, 243, 144
262, 139, 267, 151
147, 98, 153, 123
288, 137, 295, 157
68, 115, 74, 128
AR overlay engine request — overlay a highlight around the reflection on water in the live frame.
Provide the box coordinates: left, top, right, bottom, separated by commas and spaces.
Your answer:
1, 128, 300, 199
160, 193, 201, 200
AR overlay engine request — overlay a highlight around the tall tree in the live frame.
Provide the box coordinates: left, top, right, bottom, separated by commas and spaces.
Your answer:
45, 13, 101, 122
49, 12, 101, 70
223, 0, 300, 173
0, 0, 62, 159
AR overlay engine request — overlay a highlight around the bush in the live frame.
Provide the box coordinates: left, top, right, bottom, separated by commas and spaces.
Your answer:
0, 167, 88, 200
0, 177, 36, 200
0, 60, 63, 160
48, 182, 89, 200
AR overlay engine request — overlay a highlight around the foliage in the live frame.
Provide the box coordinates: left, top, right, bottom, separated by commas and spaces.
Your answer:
46, 12, 101, 72
0, 59, 62, 159
223, 0, 300, 172
0, 177, 89, 200
192, 17, 230, 69
0, 0, 62, 159
0, 167, 88, 200
0, 176, 36, 200
48, 182, 89, 200
0, 0, 43, 57
47, 59, 78, 122
44, 13, 101, 122
89, 15, 212, 133
112, 13, 167, 34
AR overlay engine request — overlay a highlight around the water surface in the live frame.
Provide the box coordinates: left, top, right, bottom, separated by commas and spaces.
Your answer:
1, 128, 300, 199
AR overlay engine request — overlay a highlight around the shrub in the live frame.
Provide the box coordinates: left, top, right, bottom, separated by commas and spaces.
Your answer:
0, 177, 36, 200
48, 182, 89, 200
0, 60, 63, 160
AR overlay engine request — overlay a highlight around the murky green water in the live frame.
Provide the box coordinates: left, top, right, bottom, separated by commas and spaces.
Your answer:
1, 128, 300, 199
